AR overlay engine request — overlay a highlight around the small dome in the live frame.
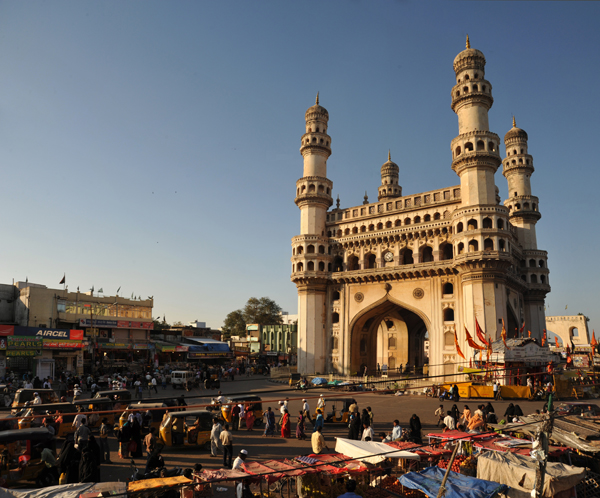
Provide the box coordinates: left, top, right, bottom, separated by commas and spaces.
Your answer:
381, 151, 399, 176
305, 92, 329, 120
453, 35, 486, 73
504, 117, 528, 141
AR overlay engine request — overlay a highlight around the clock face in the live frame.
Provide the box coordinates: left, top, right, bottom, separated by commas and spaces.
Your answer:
384, 252, 394, 262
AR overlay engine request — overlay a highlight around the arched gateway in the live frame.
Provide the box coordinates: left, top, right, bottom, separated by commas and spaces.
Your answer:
349, 297, 429, 375
292, 40, 551, 379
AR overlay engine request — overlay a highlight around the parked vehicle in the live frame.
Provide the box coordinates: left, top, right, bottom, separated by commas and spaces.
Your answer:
129, 457, 183, 482
11, 389, 59, 414
556, 402, 600, 418
0, 428, 58, 487
94, 389, 132, 404
17, 402, 77, 437
119, 402, 172, 434
74, 397, 116, 428
158, 410, 213, 448
170, 371, 195, 389
324, 398, 355, 424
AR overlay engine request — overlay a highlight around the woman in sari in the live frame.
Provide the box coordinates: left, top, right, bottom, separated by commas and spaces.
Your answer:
263, 407, 276, 436
245, 404, 255, 431
281, 409, 290, 438
296, 410, 306, 440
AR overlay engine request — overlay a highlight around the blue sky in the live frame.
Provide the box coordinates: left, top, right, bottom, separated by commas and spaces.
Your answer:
1, 1, 598, 335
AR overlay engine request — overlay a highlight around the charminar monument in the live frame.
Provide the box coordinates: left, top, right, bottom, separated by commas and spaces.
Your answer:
291, 38, 551, 378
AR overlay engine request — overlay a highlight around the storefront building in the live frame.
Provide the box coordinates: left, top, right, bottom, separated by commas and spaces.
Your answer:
259, 323, 298, 365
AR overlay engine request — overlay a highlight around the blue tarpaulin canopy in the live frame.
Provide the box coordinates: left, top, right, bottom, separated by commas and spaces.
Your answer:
311, 377, 328, 385
398, 466, 508, 498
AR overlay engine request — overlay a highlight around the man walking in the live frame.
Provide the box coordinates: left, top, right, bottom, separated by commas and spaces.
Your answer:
144, 427, 157, 473
210, 419, 222, 457
302, 399, 313, 427
99, 417, 112, 464
75, 418, 91, 450
232, 403, 241, 431
134, 378, 143, 400
220, 424, 233, 469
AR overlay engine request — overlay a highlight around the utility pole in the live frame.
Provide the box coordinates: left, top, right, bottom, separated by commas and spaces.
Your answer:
534, 394, 554, 498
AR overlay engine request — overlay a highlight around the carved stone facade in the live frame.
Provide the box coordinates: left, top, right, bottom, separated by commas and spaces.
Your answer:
291, 39, 551, 378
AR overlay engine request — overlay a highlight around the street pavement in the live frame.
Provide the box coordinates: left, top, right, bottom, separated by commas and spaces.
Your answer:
83, 376, 548, 487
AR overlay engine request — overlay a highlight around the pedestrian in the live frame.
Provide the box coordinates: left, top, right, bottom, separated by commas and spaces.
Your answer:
210, 419, 222, 457
359, 409, 370, 439
317, 394, 326, 412
220, 424, 233, 469
443, 411, 456, 430
281, 409, 291, 438
451, 384, 460, 401
302, 399, 313, 426
134, 379, 142, 400
161, 375, 167, 390
130, 416, 143, 458
244, 404, 255, 431
232, 403, 241, 431
143, 427, 157, 473
461, 405, 472, 426
151, 377, 158, 394
503, 403, 515, 422
232, 449, 247, 471
314, 409, 324, 433
337, 479, 362, 498
118, 420, 132, 459
361, 423, 374, 441
348, 412, 360, 440
311, 426, 328, 454
296, 410, 306, 440
75, 418, 91, 450
263, 407, 276, 437
450, 404, 460, 427
277, 401, 286, 429
409, 414, 422, 444
392, 420, 402, 441
99, 417, 112, 464
435, 404, 444, 426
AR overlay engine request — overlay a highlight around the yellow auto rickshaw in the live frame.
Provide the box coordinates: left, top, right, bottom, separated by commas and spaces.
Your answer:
323, 398, 356, 424
221, 395, 263, 427
119, 402, 171, 434
11, 389, 59, 414
74, 397, 116, 428
159, 410, 213, 449
94, 389, 132, 404
18, 402, 77, 437
0, 427, 58, 487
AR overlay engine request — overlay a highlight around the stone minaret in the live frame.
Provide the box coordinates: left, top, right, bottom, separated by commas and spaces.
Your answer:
502, 117, 550, 336
291, 94, 333, 374
378, 151, 402, 201
450, 37, 512, 349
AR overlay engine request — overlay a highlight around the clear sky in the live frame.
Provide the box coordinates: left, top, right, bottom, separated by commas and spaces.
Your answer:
1, 1, 598, 335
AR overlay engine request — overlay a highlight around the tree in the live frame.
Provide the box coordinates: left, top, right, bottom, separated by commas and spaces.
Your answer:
152, 317, 170, 332
222, 309, 246, 341
242, 297, 283, 326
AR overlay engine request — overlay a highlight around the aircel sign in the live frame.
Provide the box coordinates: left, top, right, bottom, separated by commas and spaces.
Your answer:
13, 327, 84, 341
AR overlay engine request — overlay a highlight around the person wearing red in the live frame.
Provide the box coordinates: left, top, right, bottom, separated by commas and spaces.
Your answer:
280, 409, 290, 438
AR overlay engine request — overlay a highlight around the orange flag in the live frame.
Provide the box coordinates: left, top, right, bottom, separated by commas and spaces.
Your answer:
475, 318, 489, 346
528, 330, 531, 338
454, 329, 465, 359
554, 336, 559, 348
542, 329, 547, 347
465, 326, 485, 350
591, 330, 597, 349
501, 318, 509, 350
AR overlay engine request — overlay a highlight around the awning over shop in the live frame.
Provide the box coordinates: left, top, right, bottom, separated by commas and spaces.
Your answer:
334, 438, 419, 464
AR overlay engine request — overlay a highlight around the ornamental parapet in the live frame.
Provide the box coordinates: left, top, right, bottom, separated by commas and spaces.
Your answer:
451, 90, 493, 113
451, 150, 501, 175
330, 260, 457, 284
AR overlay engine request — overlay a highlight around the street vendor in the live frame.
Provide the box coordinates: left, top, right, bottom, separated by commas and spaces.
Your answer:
232, 449, 248, 471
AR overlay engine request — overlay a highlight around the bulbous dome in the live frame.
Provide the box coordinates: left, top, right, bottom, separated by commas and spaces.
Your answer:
453, 36, 486, 73
504, 117, 528, 141
305, 92, 329, 120
381, 151, 399, 176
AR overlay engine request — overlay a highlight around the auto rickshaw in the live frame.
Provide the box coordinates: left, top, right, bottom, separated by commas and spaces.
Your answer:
119, 402, 171, 434
18, 402, 77, 437
158, 410, 213, 449
289, 373, 301, 387
323, 398, 356, 424
0, 427, 58, 487
74, 397, 116, 428
221, 395, 263, 427
94, 389, 132, 404
11, 389, 59, 414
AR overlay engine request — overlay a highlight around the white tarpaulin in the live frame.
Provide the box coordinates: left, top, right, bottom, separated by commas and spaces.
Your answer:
477, 450, 585, 498
334, 437, 420, 464
0, 482, 127, 498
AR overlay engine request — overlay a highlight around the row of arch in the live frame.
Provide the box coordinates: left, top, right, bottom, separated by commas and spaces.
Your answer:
297, 184, 331, 196
508, 202, 537, 212
293, 261, 329, 272
523, 259, 546, 268
454, 83, 490, 98
338, 228, 451, 249
454, 140, 496, 158
302, 136, 330, 146
293, 244, 329, 256
343, 243, 454, 271
520, 273, 548, 285
456, 238, 505, 253
330, 213, 448, 237
456, 217, 505, 232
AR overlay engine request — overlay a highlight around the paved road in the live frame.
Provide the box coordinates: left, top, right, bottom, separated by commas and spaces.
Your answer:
88, 376, 548, 488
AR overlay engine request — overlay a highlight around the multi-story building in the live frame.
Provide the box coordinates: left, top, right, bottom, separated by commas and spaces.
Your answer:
291, 38, 551, 378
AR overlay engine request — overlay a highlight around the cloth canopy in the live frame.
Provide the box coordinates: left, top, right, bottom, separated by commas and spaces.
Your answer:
0, 483, 127, 498
398, 466, 507, 498
334, 437, 419, 464
477, 450, 586, 498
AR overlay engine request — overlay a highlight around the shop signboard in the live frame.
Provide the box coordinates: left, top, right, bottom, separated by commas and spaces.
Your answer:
134, 343, 148, 350
573, 355, 590, 368
7, 350, 39, 357
7, 336, 43, 349
0, 325, 14, 336
160, 345, 175, 352
0, 338, 6, 350
101, 343, 132, 350
42, 339, 84, 349
175, 346, 189, 352
187, 352, 233, 359
246, 324, 259, 331
78, 319, 153, 330
13, 327, 83, 341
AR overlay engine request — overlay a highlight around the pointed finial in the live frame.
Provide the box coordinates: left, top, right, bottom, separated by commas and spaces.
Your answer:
336, 195, 340, 209
466, 35, 470, 49
512, 115, 516, 128
363, 191, 369, 205
388, 150, 391, 162
316, 92, 319, 105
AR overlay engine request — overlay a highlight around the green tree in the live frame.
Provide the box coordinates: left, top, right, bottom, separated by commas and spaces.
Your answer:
242, 297, 283, 326
222, 309, 246, 341
152, 317, 170, 332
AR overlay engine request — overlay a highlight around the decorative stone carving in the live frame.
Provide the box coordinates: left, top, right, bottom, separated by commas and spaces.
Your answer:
354, 292, 364, 303
413, 288, 424, 299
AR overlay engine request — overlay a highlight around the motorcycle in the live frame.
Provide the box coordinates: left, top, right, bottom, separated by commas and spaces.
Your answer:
295, 381, 308, 393
129, 457, 183, 482
439, 391, 457, 402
